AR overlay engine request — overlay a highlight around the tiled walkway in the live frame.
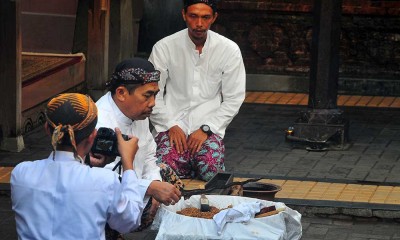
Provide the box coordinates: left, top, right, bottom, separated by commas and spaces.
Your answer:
0, 167, 12, 185
245, 91, 400, 108
4, 166, 399, 208
182, 177, 400, 210
4, 168, 399, 206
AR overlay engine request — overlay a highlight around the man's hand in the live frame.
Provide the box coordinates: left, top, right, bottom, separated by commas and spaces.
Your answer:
168, 125, 187, 154
89, 152, 115, 168
187, 129, 208, 156
115, 128, 138, 171
146, 181, 181, 206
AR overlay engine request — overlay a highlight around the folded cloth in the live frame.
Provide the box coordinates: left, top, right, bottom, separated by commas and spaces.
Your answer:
213, 202, 262, 235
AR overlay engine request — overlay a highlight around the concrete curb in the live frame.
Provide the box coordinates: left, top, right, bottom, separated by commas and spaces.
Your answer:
285, 202, 400, 221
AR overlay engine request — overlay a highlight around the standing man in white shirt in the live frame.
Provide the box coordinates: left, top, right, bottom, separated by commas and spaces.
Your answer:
149, 0, 246, 181
11, 93, 180, 240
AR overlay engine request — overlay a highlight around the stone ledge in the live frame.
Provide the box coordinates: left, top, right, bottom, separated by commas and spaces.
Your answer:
246, 74, 400, 96
282, 199, 400, 220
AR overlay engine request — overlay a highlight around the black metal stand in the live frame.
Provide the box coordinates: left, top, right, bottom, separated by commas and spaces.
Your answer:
287, 109, 348, 151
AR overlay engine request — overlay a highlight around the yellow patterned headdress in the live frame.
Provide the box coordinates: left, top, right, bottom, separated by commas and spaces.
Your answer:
45, 93, 98, 159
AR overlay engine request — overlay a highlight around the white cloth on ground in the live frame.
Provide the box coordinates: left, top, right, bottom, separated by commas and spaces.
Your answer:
152, 195, 302, 240
213, 202, 262, 235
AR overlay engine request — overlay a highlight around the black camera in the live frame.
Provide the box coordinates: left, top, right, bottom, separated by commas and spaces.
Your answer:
91, 127, 130, 156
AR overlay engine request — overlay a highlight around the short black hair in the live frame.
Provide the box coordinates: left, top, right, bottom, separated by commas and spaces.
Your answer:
183, 0, 218, 13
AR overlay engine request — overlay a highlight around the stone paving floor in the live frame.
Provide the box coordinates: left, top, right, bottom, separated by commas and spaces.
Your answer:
1, 102, 400, 239
224, 104, 400, 184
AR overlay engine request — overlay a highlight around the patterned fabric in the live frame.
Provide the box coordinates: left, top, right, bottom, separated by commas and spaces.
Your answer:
109, 68, 160, 86
158, 162, 185, 190
135, 163, 184, 232
106, 58, 160, 88
46, 93, 97, 160
155, 131, 225, 182
105, 224, 124, 240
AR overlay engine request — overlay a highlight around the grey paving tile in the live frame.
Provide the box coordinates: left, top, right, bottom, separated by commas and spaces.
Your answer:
379, 152, 400, 162
325, 230, 350, 240
313, 163, 335, 171
385, 174, 400, 183
387, 140, 400, 151
329, 166, 352, 176
365, 171, 390, 182
346, 170, 369, 181
339, 155, 361, 165
304, 225, 329, 237
269, 167, 292, 177
373, 163, 394, 171
288, 169, 309, 177
363, 148, 384, 155
266, 151, 288, 159
350, 233, 390, 239
295, 158, 318, 169
307, 172, 329, 179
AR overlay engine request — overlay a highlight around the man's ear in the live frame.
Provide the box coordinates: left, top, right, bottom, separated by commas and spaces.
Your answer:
115, 86, 127, 102
182, 9, 186, 21
44, 122, 51, 136
88, 128, 97, 146
211, 12, 218, 24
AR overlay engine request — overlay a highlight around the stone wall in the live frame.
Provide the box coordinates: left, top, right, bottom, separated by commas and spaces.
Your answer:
214, 0, 400, 96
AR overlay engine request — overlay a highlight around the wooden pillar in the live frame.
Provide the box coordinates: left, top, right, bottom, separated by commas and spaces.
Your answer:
0, 0, 24, 152
286, 0, 348, 150
308, 0, 342, 109
86, 0, 110, 101
132, 0, 144, 56
108, 0, 135, 75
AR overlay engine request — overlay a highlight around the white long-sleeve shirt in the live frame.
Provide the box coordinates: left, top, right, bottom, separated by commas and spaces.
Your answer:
96, 92, 162, 181
11, 151, 151, 240
149, 29, 246, 138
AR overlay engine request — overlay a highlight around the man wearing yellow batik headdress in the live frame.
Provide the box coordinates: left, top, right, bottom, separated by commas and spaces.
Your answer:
10, 93, 181, 240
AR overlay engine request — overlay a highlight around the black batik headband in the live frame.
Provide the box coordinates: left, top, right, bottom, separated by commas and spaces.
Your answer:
106, 68, 160, 87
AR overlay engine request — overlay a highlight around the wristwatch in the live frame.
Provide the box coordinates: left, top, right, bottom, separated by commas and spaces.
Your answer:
200, 124, 212, 136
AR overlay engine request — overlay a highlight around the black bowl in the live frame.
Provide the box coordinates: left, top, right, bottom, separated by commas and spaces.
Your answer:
243, 182, 282, 201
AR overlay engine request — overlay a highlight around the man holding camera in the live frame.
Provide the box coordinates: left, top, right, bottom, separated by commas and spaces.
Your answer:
11, 93, 181, 239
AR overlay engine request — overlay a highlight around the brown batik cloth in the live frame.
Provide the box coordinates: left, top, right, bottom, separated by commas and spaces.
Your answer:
105, 224, 124, 240
135, 163, 184, 232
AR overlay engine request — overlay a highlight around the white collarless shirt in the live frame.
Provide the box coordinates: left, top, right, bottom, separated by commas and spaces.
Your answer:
149, 29, 246, 138
96, 92, 161, 181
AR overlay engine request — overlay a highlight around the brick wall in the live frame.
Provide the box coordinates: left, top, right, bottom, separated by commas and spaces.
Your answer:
214, 0, 400, 95
218, 0, 400, 15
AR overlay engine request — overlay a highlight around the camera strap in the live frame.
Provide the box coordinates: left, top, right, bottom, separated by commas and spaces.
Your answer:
85, 154, 92, 167
112, 160, 123, 182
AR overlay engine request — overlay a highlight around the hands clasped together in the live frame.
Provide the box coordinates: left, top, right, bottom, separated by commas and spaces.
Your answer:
168, 125, 208, 156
